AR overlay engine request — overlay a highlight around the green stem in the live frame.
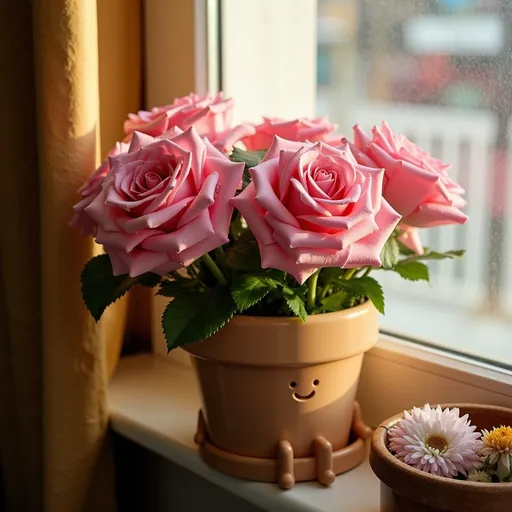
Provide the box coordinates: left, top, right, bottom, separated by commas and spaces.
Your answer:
319, 284, 331, 300
215, 247, 227, 269
307, 270, 321, 312
187, 264, 198, 279
202, 253, 228, 286
361, 267, 372, 278
343, 268, 357, 280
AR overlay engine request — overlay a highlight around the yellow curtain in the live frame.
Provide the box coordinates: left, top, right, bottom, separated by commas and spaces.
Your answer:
0, 1, 142, 510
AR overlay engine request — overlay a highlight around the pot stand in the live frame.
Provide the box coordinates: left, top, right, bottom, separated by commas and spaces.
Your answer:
194, 401, 373, 490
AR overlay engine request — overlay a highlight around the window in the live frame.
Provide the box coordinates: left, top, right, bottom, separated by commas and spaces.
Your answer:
146, 0, 511, 371
314, 0, 511, 366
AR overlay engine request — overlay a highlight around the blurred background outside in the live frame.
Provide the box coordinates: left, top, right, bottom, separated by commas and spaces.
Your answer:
316, 0, 512, 364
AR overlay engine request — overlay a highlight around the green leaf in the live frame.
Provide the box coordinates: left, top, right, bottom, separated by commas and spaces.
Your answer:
402, 249, 465, 263
394, 261, 430, 282
231, 274, 277, 312
138, 273, 162, 287
282, 287, 308, 322
81, 254, 137, 321
265, 269, 288, 285
356, 277, 385, 314
339, 276, 385, 314
230, 148, 267, 188
157, 279, 198, 298
380, 237, 399, 270
229, 213, 245, 240
230, 147, 267, 168
162, 286, 237, 351
321, 267, 344, 283
225, 234, 262, 271
320, 290, 348, 312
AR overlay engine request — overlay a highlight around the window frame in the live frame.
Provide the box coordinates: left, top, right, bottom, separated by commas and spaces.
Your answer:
143, 0, 512, 423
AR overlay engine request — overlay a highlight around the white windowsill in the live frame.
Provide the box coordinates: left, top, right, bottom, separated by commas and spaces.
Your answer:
108, 354, 380, 512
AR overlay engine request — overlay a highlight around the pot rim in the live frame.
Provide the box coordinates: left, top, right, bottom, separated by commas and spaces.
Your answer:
228, 300, 372, 325
371, 403, 512, 491
183, 300, 378, 366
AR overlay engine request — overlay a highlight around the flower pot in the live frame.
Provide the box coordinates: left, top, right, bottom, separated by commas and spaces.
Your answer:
370, 404, 512, 512
183, 301, 378, 487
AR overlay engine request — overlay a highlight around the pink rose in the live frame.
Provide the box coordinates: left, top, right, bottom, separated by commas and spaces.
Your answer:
70, 141, 130, 236
241, 116, 336, 151
123, 92, 254, 153
396, 225, 424, 256
232, 137, 401, 284
81, 127, 243, 277
351, 122, 468, 229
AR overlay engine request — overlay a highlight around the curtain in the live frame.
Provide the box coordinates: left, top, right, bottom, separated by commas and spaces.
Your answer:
0, 1, 142, 510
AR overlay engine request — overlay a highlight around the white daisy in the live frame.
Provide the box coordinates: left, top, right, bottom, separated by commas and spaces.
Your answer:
480, 426, 512, 481
467, 469, 492, 483
388, 404, 482, 478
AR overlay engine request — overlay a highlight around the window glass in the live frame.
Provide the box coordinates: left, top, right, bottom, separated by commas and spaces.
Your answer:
317, 0, 512, 365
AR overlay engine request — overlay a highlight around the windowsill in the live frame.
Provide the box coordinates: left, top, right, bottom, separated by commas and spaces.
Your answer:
108, 354, 381, 512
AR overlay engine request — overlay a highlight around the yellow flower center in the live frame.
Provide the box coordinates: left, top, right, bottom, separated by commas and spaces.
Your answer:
483, 426, 512, 452
426, 434, 449, 452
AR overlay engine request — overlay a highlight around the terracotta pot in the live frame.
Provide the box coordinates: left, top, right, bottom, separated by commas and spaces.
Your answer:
184, 301, 378, 461
370, 404, 512, 512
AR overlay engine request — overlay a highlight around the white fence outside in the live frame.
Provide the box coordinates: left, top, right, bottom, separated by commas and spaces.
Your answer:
504, 142, 512, 314
349, 103, 496, 312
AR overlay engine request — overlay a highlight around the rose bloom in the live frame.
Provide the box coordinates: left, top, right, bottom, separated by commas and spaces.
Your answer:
70, 141, 130, 236
75, 127, 243, 277
241, 116, 336, 151
123, 92, 254, 153
232, 137, 401, 284
351, 122, 468, 229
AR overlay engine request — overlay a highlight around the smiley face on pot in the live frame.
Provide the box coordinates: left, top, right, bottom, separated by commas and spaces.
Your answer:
289, 379, 320, 402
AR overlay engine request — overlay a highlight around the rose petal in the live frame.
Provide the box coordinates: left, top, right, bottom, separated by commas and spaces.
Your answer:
342, 139, 379, 168
141, 210, 214, 254
95, 226, 162, 253
345, 199, 401, 267
105, 246, 171, 277
265, 212, 343, 250
279, 146, 317, 199
202, 156, 244, 240
231, 185, 274, 246
297, 178, 372, 232
260, 136, 305, 163
85, 188, 125, 232
405, 202, 469, 228
397, 225, 424, 255
258, 240, 318, 285
178, 172, 219, 227
116, 196, 194, 233
212, 123, 256, 153
166, 127, 207, 190
128, 131, 158, 152
142, 140, 195, 213
151, 258, 184, 276
173, 231, 229, 267
289, 177, 332, 216
243, 117, 336, 152
294, 244, 352, 267
124, 112, 169, 137
251, 159, 301, 228
107, 248, 130, 275
353, 124, 373, 151
370, 151, 440, 217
